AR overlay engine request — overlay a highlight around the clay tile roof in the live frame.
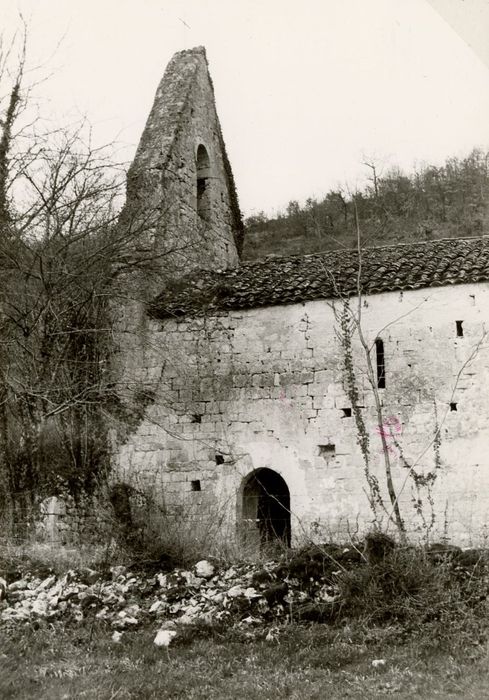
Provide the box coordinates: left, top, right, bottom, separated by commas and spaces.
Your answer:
149, 236, 489, 319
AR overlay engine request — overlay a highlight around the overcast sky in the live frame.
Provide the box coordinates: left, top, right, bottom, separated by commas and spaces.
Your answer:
4, 0, 489, 217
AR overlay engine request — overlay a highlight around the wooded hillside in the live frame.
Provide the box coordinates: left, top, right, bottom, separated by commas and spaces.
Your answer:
242, 150, 489, 259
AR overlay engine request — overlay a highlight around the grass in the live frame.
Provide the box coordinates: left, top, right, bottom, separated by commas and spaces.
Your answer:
0, 540, 134, 585
2, 536, 489, 698
1, 620, 489, 699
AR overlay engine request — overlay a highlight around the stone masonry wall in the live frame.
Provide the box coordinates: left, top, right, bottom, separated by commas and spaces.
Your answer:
115, 282, 489, 546
120, 47, 239, 292
156, 56, 240, 272
113, 48, 242, 423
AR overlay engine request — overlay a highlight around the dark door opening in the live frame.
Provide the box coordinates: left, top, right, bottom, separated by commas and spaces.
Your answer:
241, 468, 291, 547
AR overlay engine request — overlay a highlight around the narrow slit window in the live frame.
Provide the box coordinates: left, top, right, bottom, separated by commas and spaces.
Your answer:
375, 338, 386, 389
456, 321, 464, 337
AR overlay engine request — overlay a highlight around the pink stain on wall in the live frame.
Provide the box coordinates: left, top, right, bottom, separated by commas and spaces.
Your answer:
375, 416, 402, 455
279, 388, 293, 409
375, 416, 402, 438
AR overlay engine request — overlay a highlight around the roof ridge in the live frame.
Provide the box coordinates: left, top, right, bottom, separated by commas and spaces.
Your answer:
150, 233, 489, 319
238, 234, 489, 270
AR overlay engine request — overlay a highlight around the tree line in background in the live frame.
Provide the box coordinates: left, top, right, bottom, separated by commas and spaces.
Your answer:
2, 24, 489, 535
243, 150, 489, 259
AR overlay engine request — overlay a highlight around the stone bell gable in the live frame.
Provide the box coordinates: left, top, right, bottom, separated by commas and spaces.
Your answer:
119, 47, 243, 287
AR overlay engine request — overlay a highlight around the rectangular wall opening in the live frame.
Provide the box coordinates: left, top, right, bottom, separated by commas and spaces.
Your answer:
191, 480, 201, 492
318, 444, 336, 463
456, 321, 464, 337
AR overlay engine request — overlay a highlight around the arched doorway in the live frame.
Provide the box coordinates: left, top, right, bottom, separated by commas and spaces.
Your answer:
241, 468, 291, 547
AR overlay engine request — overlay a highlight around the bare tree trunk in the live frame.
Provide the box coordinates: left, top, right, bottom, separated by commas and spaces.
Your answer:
352, 202, 405, 539
0, 80, 20, 230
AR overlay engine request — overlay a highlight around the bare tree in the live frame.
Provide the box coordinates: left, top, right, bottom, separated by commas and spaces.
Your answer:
0, 29, 175, 529
334, 200, 487, 541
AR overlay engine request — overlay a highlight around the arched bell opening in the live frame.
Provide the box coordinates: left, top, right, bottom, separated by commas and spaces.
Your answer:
196, 144, 211, 221
240, 468, 291, 548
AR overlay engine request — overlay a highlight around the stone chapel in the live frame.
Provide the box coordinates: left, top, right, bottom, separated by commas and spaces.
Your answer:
114, 46, 489, 547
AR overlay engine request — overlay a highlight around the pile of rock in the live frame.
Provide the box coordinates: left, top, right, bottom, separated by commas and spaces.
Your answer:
1, 538, 485, 646
0, 545, 356, 631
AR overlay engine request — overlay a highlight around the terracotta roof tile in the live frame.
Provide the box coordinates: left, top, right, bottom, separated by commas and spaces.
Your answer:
149, 236, 489, 319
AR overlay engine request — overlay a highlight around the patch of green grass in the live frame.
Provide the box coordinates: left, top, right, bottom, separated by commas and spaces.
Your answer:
1, 621, 489, 699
